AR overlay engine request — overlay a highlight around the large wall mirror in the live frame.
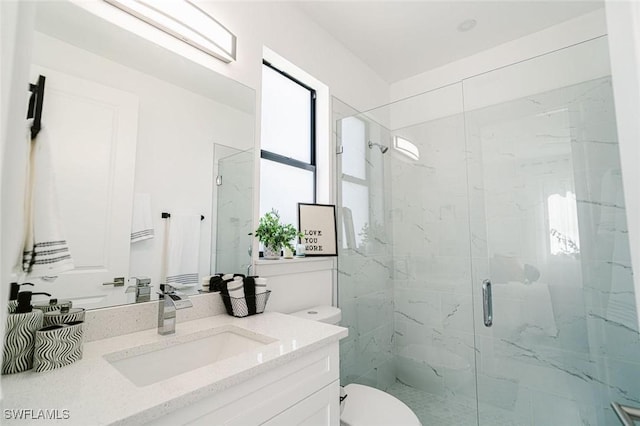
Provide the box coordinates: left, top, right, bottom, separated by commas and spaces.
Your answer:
22, 1, 255, 309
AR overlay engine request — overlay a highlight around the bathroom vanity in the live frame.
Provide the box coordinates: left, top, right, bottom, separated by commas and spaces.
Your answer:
2, 311, 347, 425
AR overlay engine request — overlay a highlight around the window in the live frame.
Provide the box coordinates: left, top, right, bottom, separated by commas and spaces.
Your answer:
260, 60, 316, 228
548, 191, 580, 255
339, 115, 389, 253
340, 117, 369, 250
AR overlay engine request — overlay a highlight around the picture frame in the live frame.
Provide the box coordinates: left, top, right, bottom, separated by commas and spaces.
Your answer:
297, 203, 338, 257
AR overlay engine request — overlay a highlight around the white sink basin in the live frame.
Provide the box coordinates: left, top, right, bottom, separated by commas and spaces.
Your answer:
105, 325, 276, 387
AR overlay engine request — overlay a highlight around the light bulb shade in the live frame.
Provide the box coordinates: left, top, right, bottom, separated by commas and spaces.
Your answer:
393, 136, 420, 161
104, 0, 236, 63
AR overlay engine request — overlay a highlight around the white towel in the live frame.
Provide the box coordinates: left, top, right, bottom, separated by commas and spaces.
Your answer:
254, 277, 269, 313
21, 126, 74, 278
227, 276, 248, 316
163, 214, 201, 289
201, 275, 213, 290
255, 277, 268, 294
131, 193, 154, 243
228, 276, 245, 298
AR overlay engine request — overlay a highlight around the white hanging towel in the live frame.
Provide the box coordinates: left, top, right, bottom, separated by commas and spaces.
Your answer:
21, 126, 74, 277
163, 214, 200, 289
131, 193, 154, 243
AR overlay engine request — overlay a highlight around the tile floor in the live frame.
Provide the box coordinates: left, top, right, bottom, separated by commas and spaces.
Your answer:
386, 381, 519, 426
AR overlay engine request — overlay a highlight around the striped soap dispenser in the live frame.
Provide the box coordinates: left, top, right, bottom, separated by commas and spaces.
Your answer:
2, 289, 50, 374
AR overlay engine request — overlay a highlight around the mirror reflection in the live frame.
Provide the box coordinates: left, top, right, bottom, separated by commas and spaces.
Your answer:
212, 144, 254, 276
22, 1, 255, 310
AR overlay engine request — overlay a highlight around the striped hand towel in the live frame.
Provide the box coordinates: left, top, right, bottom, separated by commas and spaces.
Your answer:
163, 214, 200, 289
22, 126, 73, 277
131, 193, 154, 243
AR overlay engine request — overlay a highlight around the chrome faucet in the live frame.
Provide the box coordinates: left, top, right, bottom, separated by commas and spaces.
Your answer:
158, 284, 193, 335
125, 276, 152, 303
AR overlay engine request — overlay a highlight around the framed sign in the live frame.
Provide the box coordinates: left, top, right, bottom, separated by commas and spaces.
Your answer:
298, 203, 337, 257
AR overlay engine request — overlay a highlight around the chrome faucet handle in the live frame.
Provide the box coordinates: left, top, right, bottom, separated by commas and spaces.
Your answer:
126, 278, 152, 302
173, 298, 193, 310
159, 283, 176, 294
131, 276, 151, 287
157, 284, 192, 308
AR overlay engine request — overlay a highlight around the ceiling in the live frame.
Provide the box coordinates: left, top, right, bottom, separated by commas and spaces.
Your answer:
295, 1, 604, 83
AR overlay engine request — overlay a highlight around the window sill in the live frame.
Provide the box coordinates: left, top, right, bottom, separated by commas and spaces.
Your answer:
254, 256, 336, 276
255, 256, 334, 265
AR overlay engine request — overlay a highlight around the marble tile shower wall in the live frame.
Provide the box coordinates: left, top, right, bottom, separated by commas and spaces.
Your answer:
338, 252, 395, 390
465, 76, 640, 425
390, 111, 479, 403
338, 119, 396, 391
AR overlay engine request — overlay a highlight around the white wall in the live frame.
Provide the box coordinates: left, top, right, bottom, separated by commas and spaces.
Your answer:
0, 0, 36, 397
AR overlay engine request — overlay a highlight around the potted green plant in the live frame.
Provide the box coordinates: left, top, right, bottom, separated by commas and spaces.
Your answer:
254, 209, 303, 259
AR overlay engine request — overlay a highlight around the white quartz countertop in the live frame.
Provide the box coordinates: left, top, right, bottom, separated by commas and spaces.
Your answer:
1, 312, 348, 425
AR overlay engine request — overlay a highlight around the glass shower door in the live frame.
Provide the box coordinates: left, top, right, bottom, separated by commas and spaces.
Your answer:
335, 80, 481, 425
465, 37, 640, 425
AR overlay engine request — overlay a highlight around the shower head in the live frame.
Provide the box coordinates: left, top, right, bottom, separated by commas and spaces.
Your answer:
368, 140, 389, 154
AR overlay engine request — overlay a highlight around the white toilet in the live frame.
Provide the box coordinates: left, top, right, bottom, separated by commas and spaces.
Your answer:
291, 306, 422, 426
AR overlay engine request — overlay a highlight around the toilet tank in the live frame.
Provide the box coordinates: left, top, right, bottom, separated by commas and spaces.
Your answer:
290, 305, 341, 325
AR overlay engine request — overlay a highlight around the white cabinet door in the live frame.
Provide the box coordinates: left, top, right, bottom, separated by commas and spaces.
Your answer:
29, 65, 139, 308
262, 381, 340, 426
152, 344, 340, 426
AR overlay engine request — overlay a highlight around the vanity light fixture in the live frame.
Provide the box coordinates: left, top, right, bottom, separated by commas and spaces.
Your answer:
393, 136, 420, 161
103, 0, 236, 63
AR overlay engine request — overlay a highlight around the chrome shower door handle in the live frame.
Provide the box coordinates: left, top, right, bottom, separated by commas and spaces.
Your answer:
482, 279, 493, 327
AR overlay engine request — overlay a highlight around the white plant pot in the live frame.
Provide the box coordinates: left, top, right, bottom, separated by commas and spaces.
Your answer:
263, 245, 281, 259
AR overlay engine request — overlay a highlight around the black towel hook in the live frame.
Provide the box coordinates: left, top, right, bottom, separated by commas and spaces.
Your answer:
161, 212, 205, 221
27, 75, 46, 140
